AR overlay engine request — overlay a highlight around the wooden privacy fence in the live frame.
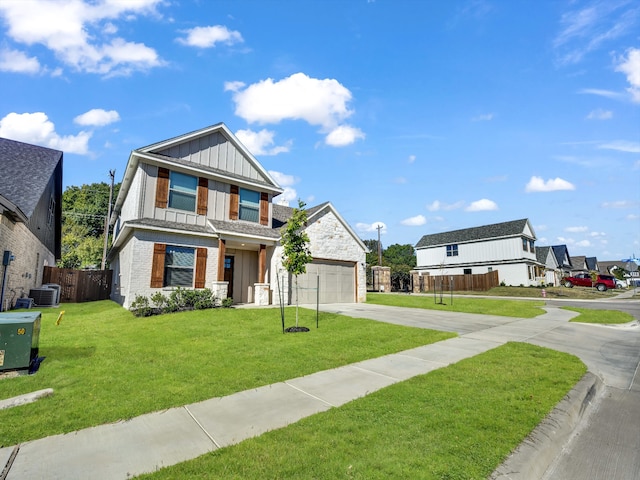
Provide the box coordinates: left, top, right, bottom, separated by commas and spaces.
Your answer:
411, 270, 499, 292
42, 267, 112, 303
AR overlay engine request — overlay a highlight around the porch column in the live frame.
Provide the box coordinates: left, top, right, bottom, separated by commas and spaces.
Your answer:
217, 239, 226, 281
258, 244, 266, 283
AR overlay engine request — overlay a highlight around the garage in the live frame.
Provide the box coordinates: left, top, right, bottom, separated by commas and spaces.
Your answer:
290, 259, 356, 304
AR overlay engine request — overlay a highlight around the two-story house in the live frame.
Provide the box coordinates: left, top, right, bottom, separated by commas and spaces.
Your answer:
0, 137, 63, 310
108, 123, 366, 308
414, 218, 541, 286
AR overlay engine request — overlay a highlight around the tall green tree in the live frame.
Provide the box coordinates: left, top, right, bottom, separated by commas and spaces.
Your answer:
281, 200, 313, 327
362, 240, 416, 291
60, 182, 120, 268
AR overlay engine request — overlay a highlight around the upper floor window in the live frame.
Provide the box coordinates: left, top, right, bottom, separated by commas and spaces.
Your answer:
47, 195, 55, 228
446, 244, 458, 257
169, 172, 197, 212
529, 240, 535, 253
239, 188, 260, 222
164, 245, 194, 287
522, 238, 528, 251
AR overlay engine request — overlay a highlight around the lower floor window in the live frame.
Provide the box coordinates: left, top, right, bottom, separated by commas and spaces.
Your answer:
164, 246, 194, 287
463, 268, 472, 275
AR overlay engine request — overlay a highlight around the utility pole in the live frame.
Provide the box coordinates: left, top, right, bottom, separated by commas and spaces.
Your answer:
377, 224, 383, 292
101, 170, 116, 270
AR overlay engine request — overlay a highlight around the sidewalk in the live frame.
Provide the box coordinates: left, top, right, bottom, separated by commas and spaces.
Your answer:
1, 304, 637, 479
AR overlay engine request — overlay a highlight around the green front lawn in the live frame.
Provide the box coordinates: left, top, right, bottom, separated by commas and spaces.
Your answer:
138, 343, 586, 480
367, 293, 546, 318
566, 307, 636, 324
0, 301, 454, 446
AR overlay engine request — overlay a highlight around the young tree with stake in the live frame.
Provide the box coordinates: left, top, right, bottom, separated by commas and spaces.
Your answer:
281, 200, 313, 328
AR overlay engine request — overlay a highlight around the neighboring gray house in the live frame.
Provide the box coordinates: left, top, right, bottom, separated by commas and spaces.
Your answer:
108, 123, 366, 308
535, 244, 573, 286
570, 255, 598, 275
0, 137, 63, 310
415, 218, 541, 286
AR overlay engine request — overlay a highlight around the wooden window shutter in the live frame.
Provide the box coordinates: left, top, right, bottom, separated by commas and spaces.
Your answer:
155, 167, 170, 208
259, 192, 269, 226
150, 243, 166, 288
195, 247, 207, 288
197, 177, 208, 215
229, 185, 239, 220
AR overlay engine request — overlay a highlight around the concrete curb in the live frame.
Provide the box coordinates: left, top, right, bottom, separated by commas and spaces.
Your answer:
490, 372, 603, 480
0, 388, 54, 411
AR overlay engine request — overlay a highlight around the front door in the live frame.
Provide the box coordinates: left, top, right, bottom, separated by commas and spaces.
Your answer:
224, 256, 234, 298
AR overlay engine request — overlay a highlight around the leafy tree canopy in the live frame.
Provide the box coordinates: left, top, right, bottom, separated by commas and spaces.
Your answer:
59, 181, 120, 269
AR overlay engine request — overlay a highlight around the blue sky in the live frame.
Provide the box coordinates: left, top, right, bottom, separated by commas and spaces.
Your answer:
0, 0, 638, 260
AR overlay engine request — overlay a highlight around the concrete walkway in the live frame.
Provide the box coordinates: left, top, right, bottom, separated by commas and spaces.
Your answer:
1, 297, 639, 479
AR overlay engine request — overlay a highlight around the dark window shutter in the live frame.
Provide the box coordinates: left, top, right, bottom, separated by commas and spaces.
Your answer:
151, 243, 166, 288
259, 192, 269, 226
229, 185, 239, 220
197, 177, 208, 215
195, 247, 207, 288
155, 167, 169, 208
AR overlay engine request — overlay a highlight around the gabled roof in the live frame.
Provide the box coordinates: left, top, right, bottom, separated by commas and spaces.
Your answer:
111, 123, 283, 224
535, 246, 554, 266
272, 201, 367, 251
551, 245, 572, 268
416, 219, 533, 249
0, 137, 63, 220
570, 255, 587, 270
585, 256, 598, 271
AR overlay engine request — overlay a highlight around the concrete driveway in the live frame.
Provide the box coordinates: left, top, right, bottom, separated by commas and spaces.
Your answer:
319, 301, 640, 480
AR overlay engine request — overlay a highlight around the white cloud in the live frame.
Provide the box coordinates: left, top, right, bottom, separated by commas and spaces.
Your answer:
176, 25, 243, 48
465, 198, 498, 212
525, 176, 575, 192
400, 215, 426, 226
565, 226, 588, 233
598, 140, 640, 153
268, 170, 298, 206
324, 124, 365, 147
426, 200, 464, 212
627, 213, 639, 220
408, 155, 416, 163
0, 111, 91, 154
0, 0, 165, 76
616, 48, 640, 103
586, 109, 612, 120
554, 2, 637, 65
0, 48, 40, 73
235, 128, 291, 156
602, 200, 634, 208
589, 231, 606, 238
229, 72, 363, 146
578, 88, 624, 99
471, 113, 494, 121
356, 221, 387, 234
74, 108, 120, 126
557, 236, 592, 248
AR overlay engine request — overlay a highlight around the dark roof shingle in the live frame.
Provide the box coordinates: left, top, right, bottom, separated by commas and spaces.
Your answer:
416, 219, 530, 249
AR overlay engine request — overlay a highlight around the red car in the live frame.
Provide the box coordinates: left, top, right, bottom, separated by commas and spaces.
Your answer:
562, 273, 616, 291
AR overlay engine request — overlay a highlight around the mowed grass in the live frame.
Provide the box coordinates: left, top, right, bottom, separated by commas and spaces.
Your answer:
138, 343, 586, 480
565, 307, 636, 324
367, 293, 546, 318
0, 301, 454, 446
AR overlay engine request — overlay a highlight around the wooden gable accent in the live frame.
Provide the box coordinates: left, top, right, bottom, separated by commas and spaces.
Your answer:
155, 167, 170, 208
195, 247, 207, 288
229, 185, 239, 220
260, 192, 269, 226
197, 177, 208, 215
151, 243, 166, 287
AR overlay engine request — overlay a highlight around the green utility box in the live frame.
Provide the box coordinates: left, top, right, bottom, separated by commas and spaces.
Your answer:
0, 312, 41, 371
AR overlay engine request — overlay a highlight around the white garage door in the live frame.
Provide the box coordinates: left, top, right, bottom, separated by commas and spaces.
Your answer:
292, 260, 356, 304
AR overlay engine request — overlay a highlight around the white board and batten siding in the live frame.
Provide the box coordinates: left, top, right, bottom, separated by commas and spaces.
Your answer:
417, 236, 537, 268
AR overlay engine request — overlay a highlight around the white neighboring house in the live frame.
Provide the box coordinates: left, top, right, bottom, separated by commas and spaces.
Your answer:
108, 123, 367, 308
414, 218, 541, 286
